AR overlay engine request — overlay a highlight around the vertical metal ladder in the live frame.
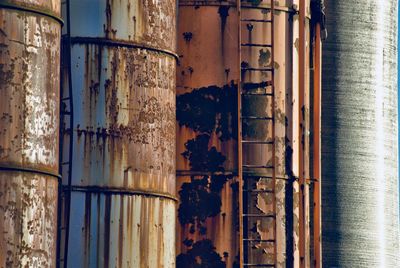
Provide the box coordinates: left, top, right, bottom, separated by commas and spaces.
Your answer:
57, 0, 73, 267
237, 0, 277, 267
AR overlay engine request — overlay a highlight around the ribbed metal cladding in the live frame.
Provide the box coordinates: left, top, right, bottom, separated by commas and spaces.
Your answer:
0, 0, 61, 266
321, 0, 400, 267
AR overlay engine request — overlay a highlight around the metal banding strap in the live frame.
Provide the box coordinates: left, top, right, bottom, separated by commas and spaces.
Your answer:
0, 165, 61, 180
176, 170, 293, 181
67, 37, 179, 61
0, 1, 63, 25
66, 185, 179, 202
179, 1, 297, 14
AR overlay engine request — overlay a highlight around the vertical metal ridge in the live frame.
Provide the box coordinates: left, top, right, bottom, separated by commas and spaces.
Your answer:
270, 0, 277, 266
237, 2, 244, 267
298, 0, 306, 266
312, 22, 322, 268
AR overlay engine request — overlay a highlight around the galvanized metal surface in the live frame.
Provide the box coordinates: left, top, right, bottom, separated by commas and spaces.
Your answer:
321, 0, 400, 267
0, 0, 61, 266
176, 1, 310, 267
61, 0, 177, 267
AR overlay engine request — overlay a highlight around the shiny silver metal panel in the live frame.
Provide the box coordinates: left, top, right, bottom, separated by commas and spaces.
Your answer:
322, 0, 400, 266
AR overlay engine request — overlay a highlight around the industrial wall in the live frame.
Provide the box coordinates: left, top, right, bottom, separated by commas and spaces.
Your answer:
322, 0, 400, 266
176, 0, 314, 267
59, 0, 177, 267
0, 0, 61, 266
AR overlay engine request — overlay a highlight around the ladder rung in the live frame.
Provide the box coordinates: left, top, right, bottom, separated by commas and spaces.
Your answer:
61, 97, 70, 101
244, 264, 275, 267
242, 140, 274, 144
241, 19, 272, 23
242, 67, 274, 72
243, 165, 274, 169
243, 239, 275, 243
243, 213, 275, 218
242, 92, 274, 96
243, 189, 274, 193
61, 162, 70, 165
241, 116, 273, 120
241, 43, 272, 48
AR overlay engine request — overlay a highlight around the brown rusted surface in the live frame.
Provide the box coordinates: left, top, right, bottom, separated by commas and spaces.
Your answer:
0, 172, 58, 267
0, 2, 61, 267
60, 0, 177, 267
0, 0, 61, 16
176, 0, 314, 267
176, 1, 290, 267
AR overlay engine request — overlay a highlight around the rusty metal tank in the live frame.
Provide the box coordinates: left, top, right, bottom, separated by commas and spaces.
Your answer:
321, 0, 400, 267
0, 0, 61, 266
59, 0, 177, 267
176, 0, 312, 266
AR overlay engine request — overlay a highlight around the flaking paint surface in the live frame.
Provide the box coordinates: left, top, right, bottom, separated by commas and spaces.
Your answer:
0, 5, 60, 267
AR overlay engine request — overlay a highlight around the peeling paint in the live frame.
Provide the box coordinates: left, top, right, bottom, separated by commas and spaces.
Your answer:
0, 2, 61, 267
60, 0, 177, 267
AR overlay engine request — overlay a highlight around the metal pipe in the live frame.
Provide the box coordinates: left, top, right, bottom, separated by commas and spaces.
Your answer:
312, 22, 322, 268
322, 0, 400, 266
237, 1, 244, 268
298, 0, 306, 266
0, 0, 61, 266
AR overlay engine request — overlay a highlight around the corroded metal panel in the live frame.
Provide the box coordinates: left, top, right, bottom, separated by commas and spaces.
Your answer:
322, 0, 400, 267
68, 0, 176, 52
0, 172, 58, 267
67, 192, 176, 267
176, 1, 302, 267
69, 45, 176, 197
61, 0, 177, 267
0, 1, 61, 266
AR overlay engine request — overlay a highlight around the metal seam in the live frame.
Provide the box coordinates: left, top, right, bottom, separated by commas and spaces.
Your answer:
0, 166, 61, 179
0, 2, 63, 25
66, 185, 178, 202
179, 2, 296, 14
67, 37, 179, 60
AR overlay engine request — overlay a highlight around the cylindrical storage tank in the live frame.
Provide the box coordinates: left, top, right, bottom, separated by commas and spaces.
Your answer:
176, 0, 312, 266
0, 0, 61, 266
60, 0, 177, 267
322, 0, 400, 267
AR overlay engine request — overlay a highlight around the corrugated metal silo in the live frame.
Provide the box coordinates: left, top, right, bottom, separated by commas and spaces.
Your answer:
322, 0, 400, 266
0, 0, 61, 266
59, 0, 177, 267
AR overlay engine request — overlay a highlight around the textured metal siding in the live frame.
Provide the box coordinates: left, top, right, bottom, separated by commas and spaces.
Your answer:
321, 0, 400, 267
176, 1, 306, 266
61, 0, 177, 267
0, 0, 61, 266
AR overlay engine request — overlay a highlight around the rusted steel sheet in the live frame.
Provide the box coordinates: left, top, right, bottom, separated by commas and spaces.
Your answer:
176, 1, 304, 267
66, 192, 175, 267
68, 0, 176, 52
61, 0, 177, 267
68, 45, 176, 196
0, 0, 61, 266
322, 0, 400, 267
